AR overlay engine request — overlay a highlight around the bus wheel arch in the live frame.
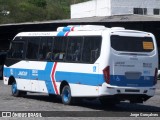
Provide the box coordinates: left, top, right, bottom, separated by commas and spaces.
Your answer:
8, 76, 16, 85
8, 76, 26, 97
9, 76, 20, 97
60, 80, 69, 95
60, 80, 73, 105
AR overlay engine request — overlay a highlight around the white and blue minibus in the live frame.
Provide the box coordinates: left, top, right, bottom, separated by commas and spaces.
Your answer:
3, 25, 158, 106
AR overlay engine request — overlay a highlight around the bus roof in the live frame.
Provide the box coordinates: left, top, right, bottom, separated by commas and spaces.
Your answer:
15, 25, 151, 37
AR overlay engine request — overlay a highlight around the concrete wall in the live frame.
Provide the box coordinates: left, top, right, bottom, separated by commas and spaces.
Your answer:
111, 0, 160, 15
71, 0, 160, 18
71, 0, 111, 18
71, 1, 96, 18
95, 0, 111, 16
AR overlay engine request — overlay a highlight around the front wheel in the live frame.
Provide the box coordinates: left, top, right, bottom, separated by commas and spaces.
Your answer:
11, 81, 21, 97
61, 85, 73, 105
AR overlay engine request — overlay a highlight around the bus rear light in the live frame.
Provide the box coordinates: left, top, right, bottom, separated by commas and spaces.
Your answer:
103, 66, 110, 84
154, 68, 158, 85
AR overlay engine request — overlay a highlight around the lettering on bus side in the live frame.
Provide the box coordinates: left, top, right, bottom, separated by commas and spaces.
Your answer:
32, 70, 38, 76
143, 63, 152, 68
114, 61, 135, 67
93, 66, 96, 72
10, 69, 13, 75
18, 71, 28, 76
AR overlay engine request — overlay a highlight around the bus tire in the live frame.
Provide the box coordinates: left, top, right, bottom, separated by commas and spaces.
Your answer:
61, 85, 73, 105
11, 81, 21, 97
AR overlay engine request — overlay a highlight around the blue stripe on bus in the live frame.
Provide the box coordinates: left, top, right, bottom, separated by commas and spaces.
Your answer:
39, 62, 56, 94
4, 66, 155, 94
57, 31, 66, 36
62, 27, 71, 32
55, 71, 102, 86
110, 75, 154, 87
55, 72, 154, 87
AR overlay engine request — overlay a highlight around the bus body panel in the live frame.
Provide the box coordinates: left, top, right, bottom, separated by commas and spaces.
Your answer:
3, 26, 158, 103
110, 54, 157, 87
98, 31, 158, 98
99, 83, 156, 97
4, 61, 101, 97
109, 32, 158, 88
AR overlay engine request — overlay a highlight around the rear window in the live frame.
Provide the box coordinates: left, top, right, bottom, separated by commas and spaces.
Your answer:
111, 35, 154, 52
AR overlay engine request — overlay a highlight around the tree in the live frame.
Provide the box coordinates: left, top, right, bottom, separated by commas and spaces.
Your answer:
28, 0, 47, 8
0, 0, 90, 24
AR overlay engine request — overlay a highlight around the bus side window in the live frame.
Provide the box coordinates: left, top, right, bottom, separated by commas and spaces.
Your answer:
82, 36, 101, 63
8, 37, 25, 59
73, 42, 81, 61
66, 37, 83, 62
53, 37, 67, 61
91, 48, 99, 62
38, 37, 53, 61
26, 37, 40, 60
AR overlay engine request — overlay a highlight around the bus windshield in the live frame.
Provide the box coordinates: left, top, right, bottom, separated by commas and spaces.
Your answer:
111, 35, 154, 52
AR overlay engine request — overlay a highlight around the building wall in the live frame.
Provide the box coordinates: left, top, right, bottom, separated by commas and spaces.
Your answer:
71, 0, 160, 18
111, 0, 160, 15
71, 0, 111, 18
95, 0, 111, 17
71, 1, 96, 18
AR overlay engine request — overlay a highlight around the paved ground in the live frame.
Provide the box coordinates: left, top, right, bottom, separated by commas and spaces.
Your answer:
0, 80, 160, 120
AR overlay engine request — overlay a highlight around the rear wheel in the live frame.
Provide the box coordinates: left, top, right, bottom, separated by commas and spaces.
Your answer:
61, 85, 73, 105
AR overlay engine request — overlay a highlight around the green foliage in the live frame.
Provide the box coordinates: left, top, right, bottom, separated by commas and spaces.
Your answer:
0, 0, 89, 24
28, 0, 47, 8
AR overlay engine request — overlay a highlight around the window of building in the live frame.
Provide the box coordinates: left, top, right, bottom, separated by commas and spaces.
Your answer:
133, 8, 147, 15
153, 9, 160, 15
